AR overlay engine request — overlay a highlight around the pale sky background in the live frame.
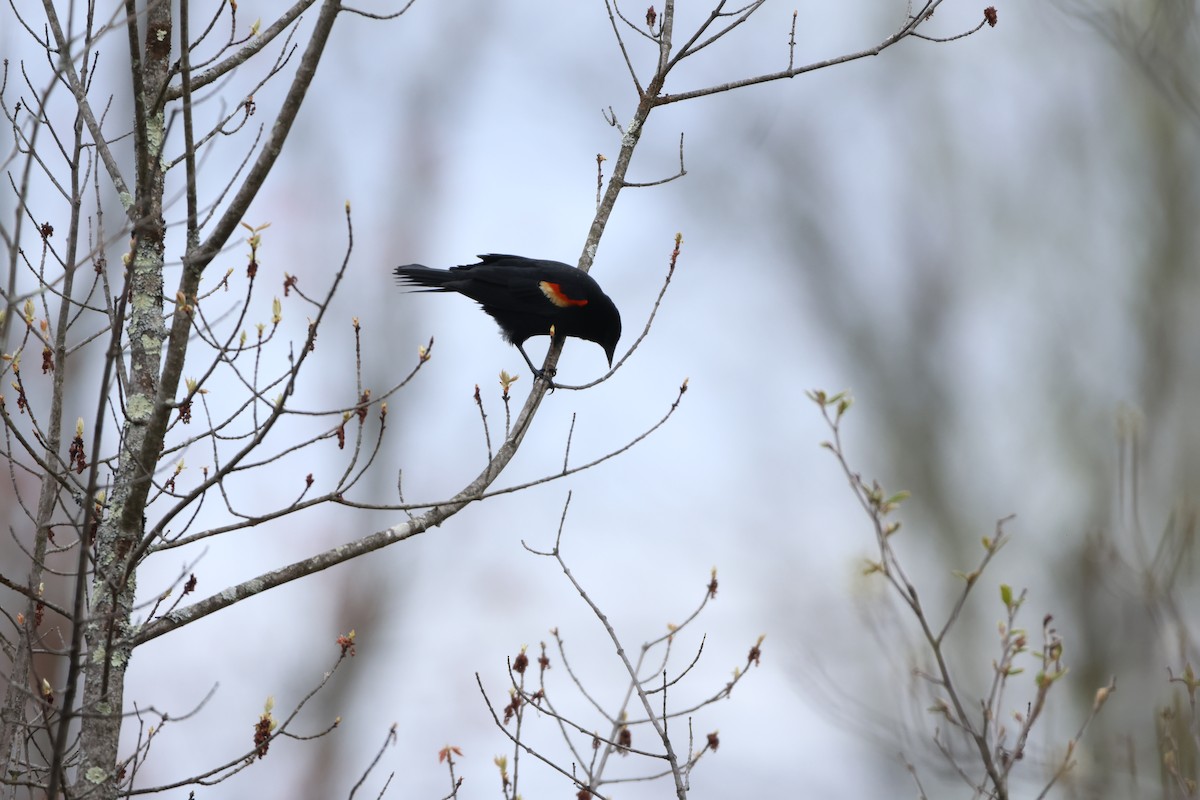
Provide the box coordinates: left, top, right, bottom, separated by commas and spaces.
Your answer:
5, 0, 1200, 798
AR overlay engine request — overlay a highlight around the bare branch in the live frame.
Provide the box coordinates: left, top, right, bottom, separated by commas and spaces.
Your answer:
163, 1, 319, 101
655, 0, 962, 105
341, 0, 420, 21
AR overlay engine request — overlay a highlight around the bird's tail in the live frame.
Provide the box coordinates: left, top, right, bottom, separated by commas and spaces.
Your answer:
394, 264, 453, 291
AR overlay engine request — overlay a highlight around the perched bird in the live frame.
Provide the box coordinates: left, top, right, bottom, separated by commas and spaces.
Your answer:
394, 254, 622, 380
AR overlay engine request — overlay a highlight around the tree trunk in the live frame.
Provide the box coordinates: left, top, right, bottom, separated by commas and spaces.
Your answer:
73, 2, 173, 793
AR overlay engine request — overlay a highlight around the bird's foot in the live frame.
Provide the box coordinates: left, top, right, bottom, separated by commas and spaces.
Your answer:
532, 365, 558, 391
515, 345, 559, 391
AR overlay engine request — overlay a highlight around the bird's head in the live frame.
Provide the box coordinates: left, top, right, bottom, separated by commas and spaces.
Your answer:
593, 293, 621, 368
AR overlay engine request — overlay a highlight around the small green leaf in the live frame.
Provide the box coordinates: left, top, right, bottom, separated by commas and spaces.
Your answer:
1000, 584, 1013, 607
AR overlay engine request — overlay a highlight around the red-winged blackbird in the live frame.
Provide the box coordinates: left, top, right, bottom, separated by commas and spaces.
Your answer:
394, 254, 622, 379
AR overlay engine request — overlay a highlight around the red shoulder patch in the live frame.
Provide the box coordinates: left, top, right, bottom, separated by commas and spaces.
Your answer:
539, 281, 589, 308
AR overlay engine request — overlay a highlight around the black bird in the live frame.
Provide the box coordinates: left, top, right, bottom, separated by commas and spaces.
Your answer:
394, 254, 622, 380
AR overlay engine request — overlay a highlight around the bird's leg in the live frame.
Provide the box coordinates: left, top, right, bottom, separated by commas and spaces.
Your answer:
516, 342, 557, 388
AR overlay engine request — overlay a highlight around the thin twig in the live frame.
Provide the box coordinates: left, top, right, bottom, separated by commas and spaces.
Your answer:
475, 673, 610, 800
347, 724, 396, 799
